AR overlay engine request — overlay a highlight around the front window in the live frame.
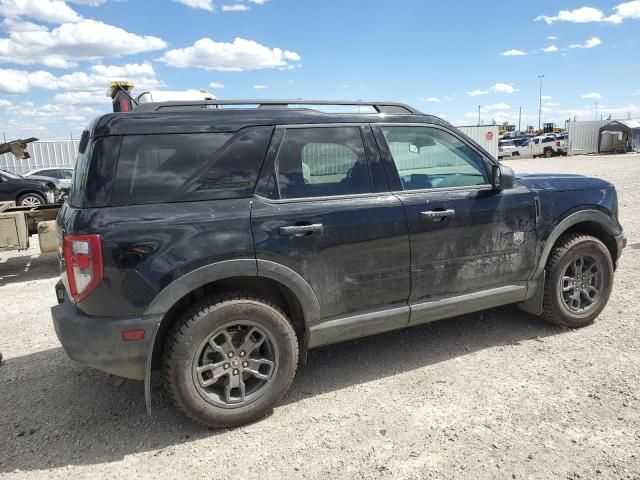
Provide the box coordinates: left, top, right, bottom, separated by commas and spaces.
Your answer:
380, 126, 488, 191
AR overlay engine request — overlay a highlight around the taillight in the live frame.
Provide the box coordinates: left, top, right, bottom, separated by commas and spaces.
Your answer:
556, 141, 560, 147
63, 234, 103, 302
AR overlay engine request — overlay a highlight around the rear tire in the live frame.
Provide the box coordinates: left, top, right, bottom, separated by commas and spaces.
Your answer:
17, 193, 45, 206
541, 234, 613, 328
163, 293, 299, 428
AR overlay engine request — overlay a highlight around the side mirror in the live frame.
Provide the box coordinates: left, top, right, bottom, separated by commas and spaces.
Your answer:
491, 164, 515, 190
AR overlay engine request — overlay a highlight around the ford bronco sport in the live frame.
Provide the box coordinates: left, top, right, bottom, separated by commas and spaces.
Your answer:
52, 100, 626, 427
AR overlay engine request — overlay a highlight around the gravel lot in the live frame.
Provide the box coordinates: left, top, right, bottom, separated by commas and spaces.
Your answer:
1, 154, 639, 480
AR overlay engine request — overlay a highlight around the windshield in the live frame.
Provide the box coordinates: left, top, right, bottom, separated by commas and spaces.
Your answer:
0, 169, 23, 180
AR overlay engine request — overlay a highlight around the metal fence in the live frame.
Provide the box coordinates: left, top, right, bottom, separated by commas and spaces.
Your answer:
456, 125, 499, 159
0, 140, 80, 174
566, 120, 609, 156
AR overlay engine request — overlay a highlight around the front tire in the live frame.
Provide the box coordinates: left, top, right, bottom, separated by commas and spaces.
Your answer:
544, 149, 553, 158
163, 293, 299, 428
541, 234, 614, 328
17, 193, 45, 206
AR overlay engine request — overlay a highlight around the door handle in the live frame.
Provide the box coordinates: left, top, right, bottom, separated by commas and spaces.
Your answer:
420, 209, 456, 221
279, 223, 324, 236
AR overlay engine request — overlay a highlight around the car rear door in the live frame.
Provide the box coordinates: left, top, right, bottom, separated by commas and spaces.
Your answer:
252, 124, 411, 344
372, 124, 537, 323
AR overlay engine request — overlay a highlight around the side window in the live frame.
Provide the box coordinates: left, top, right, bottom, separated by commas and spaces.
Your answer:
60, 169, 73, 179
380, 126, 488, 191
275, 127, 372, 199
111, 133, 231, 205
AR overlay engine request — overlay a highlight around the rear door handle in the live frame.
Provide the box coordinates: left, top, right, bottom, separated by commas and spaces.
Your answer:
279, 223, 324, 236
420, 209, 456, 221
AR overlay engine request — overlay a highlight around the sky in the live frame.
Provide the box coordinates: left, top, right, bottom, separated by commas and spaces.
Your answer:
0, 0, 638, 139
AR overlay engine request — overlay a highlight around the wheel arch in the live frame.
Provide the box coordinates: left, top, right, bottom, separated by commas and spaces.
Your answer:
531, 209, 621, 281
520, 209, 621, 316
16, 190, 46, 203
142, 259, 320, 412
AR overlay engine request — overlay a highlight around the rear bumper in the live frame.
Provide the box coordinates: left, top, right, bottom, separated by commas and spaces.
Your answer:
51, 282, 161, 380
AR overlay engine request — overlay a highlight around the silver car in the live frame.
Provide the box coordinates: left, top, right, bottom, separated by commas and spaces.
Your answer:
24, 167, 73, 190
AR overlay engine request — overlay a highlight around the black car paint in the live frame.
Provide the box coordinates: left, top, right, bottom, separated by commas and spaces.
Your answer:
52, 108, 624, 387
0, 170, 53, 204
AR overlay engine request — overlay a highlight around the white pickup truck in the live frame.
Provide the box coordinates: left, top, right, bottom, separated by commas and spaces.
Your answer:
519, 135, 563, 158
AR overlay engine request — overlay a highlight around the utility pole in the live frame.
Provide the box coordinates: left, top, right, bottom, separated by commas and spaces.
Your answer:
478, 105, 481, 126
595, 102, 598, 120
538, 74, 544, 130
518, 107, 522, 133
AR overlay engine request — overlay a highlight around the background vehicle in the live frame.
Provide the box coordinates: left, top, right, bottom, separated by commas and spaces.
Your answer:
25, 168, 73, 190
0, 169, 56, 206
518, 135, 562, 158
498, 139, 517, 159
556, 133, 568, 155
52, 99, 625, 428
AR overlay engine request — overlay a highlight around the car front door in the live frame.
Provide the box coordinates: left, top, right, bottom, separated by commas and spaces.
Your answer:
0, 172, 17, 202
252, 125, 411, 345
372, 124, 537, 324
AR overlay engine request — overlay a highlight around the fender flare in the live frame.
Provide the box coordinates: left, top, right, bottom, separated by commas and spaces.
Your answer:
142, 258, 321, 413
530, 208, 621, 281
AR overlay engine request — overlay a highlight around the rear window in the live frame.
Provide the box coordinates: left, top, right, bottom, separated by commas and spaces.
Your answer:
110, 128, 272, 205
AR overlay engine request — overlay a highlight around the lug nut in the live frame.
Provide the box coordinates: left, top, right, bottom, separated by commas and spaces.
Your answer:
233, 369, 239, 375
224, 363, 230, 369
242, 362, 248, 367
227, 352, 234, 358
240, 351, 246, 357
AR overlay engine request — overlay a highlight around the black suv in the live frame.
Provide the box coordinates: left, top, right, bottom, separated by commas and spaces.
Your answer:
0, 169, 57, 206
52, 100, 626, 427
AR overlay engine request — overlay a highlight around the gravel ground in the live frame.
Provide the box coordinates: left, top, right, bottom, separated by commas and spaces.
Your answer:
1, 154, 639, 480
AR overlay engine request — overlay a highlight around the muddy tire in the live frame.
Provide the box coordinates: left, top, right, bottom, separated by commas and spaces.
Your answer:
163, 293, 299, 428
541, 234, 614, 328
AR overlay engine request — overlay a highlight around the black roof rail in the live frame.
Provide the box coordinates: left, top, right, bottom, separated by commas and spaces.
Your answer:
133, 99, 422, 115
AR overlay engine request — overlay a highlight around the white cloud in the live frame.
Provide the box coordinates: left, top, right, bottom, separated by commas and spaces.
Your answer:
569, 37, 602, 49
484, 103, 511, 111
0, 0, 82, 24
174, 0, 213, 11
547, 35, 558, 40
545, 102, 560, 106
634, 90, 640, 95
0, 62, 162, 94
423, 96, 441, 103
541, 95, 552, 100
467, 82, 518, 96
0, 98, 12, 107
581, 92, 602, 100
209, 81, 224, 88
53, 90, 109, 104
535, 6, 609, 24
534, 2, 640, 24
222, 3, 249, 11
253, 84, 267, 89
0, 19, 167, 68
248, 0, 266, 3
542, 45, 558, 53
0, 68, 57, 93
500, 49, 526, 56
159, 37, 302, 72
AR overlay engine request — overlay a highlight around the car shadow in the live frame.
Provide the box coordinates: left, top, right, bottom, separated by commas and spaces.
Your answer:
0, 250, 59, 286
0, 306, 564, 473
